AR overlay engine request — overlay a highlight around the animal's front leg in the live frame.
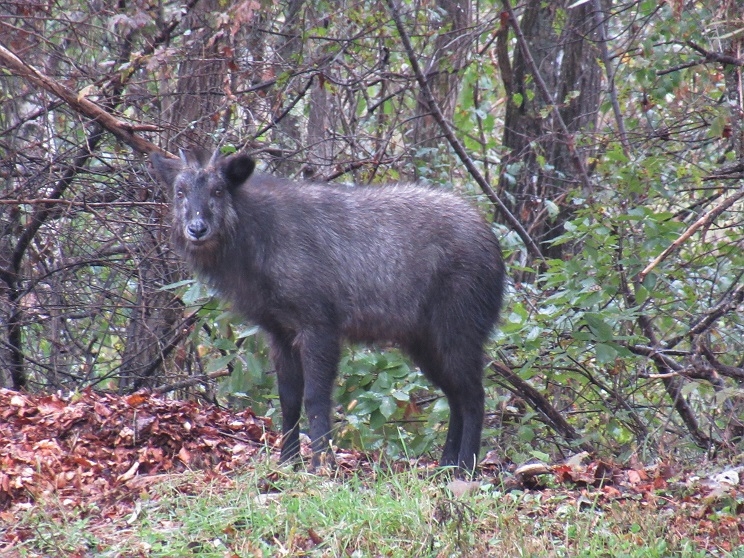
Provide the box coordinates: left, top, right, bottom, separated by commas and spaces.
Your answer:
296, 328, 341, 470
268, 331, 305, 463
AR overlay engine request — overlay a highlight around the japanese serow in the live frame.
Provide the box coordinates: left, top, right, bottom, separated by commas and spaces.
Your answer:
151, 150, 506, 471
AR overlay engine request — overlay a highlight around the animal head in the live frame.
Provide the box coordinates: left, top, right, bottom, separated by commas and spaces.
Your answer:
151, 150, 255, 250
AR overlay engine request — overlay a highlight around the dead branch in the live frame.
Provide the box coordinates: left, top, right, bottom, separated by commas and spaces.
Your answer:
0, 44, 164, 156
659, 41, 744, 76
0, 199, 166, 208
384, 0, 544, 262
699, 344, 744, 380
686, 40, 744, 66
153, 370, 231, 396
656, 58, 707, 76
705, 161, 744, 179
666, 282, 744, 349
489, 360, 596, 454
626, 343, 718, 450
638, 185, 744, 281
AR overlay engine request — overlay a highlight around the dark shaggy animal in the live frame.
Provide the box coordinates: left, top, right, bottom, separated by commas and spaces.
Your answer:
151, 150, 505, 471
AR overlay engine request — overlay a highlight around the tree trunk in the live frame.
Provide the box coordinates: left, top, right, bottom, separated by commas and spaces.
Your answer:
498, 0, 602, 264
118, 228, 182, 392
164, 0, 229, 150
0, 183, 22, 388
304, 74, 333, 179
119, 0, 230, 391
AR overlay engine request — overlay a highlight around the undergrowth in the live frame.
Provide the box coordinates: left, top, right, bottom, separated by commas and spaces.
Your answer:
6, 459, 740, 557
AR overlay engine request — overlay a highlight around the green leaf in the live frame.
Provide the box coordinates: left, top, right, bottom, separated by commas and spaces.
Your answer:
595, 342, 618, 364
160, 279, 195, 291
583, 313, 615, 342
391, 389, 410, 402
379, 397, 397, 419
182, 281, 206, 306
369, 409, 386, 430
205, 353, 235, 374
529, 450, 550, 462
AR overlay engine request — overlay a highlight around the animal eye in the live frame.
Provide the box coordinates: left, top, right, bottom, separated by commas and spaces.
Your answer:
176, 189, 184, 198
213, 188, 223, 197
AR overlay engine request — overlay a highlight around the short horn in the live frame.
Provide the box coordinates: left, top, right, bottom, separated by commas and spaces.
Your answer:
208, 148, 221, 168
179, 148, 189, 165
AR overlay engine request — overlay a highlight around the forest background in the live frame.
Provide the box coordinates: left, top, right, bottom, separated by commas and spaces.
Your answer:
1, 0, 743, 468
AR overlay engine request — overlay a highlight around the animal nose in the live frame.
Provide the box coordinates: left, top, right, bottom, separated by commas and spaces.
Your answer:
187, 220, 208, 240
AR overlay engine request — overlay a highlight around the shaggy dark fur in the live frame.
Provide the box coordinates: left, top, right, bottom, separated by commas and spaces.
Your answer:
151, 151, 506, 471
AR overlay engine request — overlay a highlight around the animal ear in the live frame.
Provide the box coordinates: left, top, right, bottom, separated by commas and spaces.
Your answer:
150, 152, 184, 187
221, 154, 256, 190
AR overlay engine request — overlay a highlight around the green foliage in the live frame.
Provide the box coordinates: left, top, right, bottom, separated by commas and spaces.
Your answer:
335, 349, 442, 458
2, 0, 743, 466
166, 279, 276, 412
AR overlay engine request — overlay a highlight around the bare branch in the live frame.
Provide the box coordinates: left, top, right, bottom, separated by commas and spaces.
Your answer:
489, 360, 596, 453
656, 58, 707, 76
0, 44, 164, 155
626, 344, 716, 449
0, 199, 166, 208
666, 282, 744, 349
658, 40, 744, 76
153, 370, 231, 396
638, 185, 744, 280
384, 0, 545, 261
11, 126, 106, 274
700, 344, 744, 380
686, 40, 744, 66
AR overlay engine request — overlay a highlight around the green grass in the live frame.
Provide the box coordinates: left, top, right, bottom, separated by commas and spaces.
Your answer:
5, 461, 741, 557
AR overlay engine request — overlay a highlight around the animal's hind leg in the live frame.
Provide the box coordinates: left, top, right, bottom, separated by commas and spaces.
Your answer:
409, 346, 465, 468
412, 343, 485, 472
439, 398, 464, 467
439, 366, 484, 471
454, 368, 485, 472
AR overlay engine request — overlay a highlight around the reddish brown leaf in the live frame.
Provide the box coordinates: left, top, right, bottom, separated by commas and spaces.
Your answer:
308, 527, 323, 545
126, 392, 149, 407
0, 388, 276, 511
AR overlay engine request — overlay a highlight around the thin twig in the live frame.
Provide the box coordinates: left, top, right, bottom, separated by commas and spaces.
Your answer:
0, 199, 166, 208
638, 185, 744, 280
592, 0, 630, 154
254, 75, 315, 139
384, 0, 544, 261
153, 370, 231, 396
657, 58, 707, 76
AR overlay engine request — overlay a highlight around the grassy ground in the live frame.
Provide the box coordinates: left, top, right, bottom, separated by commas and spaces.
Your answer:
5, 459, 742, 557
2, 390, 741, 556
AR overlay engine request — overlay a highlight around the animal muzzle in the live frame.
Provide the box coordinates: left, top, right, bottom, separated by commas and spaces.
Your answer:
185, 219, 209, 242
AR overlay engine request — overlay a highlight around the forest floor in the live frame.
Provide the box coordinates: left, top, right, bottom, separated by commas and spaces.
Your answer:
1, 388, 742, 557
